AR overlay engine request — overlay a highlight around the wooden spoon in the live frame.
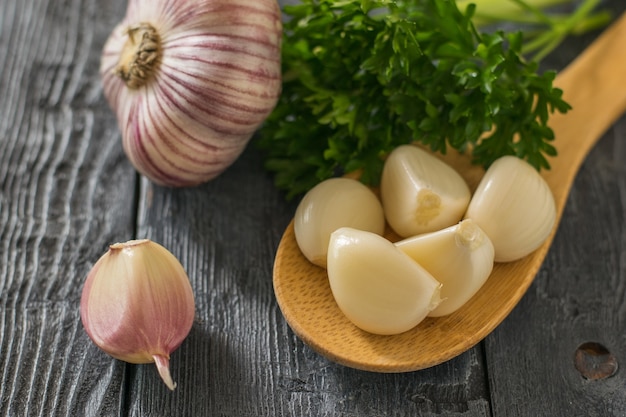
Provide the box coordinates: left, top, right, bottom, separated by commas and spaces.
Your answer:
273, 12, 626, 372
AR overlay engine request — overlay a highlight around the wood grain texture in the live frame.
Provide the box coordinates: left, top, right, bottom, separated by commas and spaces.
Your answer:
0, 0, 624, 416
487, 116, 626, 417
0, 0, 135, 415
486, 1, 626, 416
486, 118, 626, 416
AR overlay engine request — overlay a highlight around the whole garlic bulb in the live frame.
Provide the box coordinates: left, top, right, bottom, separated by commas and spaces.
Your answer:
80, 239, 195, 390
294, 178, 385, 268
380, 145, 471, 238
100, 0, 282, 187
465, 156, 556, 262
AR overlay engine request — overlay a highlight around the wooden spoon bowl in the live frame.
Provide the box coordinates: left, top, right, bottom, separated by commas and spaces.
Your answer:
273, 13, 626, 372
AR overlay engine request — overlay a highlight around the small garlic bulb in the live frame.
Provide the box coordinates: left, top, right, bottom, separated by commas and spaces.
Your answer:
380, 145, 471, 238
294, 178, 385, 268
327, 227, 442, 335
100, 0, 282, 187
80, 239, 195, 390
395, 219, 495, 316
464, 156, 556, 262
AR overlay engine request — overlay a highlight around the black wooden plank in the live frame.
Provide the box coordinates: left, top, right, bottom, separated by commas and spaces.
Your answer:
5, 0, 624, 415
0, 0, 135, 415
486, 1, 626, 414
487, 117, 626, 416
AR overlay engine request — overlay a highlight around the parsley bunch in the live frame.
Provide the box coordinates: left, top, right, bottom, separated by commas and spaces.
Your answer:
258, 0, 576, 198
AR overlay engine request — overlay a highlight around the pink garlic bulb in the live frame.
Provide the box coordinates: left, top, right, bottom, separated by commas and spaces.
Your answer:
100, 0, 283, 186
80, 239, 195, 390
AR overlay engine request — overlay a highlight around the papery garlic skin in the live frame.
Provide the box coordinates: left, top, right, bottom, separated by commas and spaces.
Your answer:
100, 0, 282, 187
380, 145, 471, 238
327, 227, 442, 335
464, 156, 556, 262
395, 219, 495, 317
294, 178, 385, 268
80, 239, 195, 390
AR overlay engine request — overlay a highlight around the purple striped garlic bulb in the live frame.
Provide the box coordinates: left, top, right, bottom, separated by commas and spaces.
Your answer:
100, 0, 283, 187
80, 239, 195, 390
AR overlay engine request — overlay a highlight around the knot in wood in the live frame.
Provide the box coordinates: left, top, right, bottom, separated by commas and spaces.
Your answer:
574, 341, 618, 380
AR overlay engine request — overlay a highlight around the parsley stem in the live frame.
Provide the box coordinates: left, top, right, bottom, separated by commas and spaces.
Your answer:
457, 0, 568, 25
458, 0, 611, 62
520, 0, 610, 61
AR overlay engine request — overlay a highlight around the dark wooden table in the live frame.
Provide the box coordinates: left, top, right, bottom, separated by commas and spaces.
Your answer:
1, 0, 626, 415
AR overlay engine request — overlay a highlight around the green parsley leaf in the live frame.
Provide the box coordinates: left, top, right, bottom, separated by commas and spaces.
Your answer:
258, 0, 574, 199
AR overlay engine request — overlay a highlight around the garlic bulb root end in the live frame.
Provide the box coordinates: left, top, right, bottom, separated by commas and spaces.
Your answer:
381, 144, 471, 237
414, 189, 442, 225
115, 23, 161, 89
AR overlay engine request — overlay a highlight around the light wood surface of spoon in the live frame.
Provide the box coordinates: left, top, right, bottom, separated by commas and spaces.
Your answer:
273, 12, 626, 372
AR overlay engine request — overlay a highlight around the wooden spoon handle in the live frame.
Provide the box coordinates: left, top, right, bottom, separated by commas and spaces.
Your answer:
547, 12, 626, 212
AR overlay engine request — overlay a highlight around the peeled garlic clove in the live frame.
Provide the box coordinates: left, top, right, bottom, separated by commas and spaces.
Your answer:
294, 178, 385, 268
100, 0, 282, 187
327, 227, 442, 335
380, 145, 471, 238
80, 239, 195, 390
464, 156, 556, 262
395, 219, 494, 317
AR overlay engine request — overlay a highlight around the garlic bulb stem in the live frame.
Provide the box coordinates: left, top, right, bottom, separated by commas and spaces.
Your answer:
153, 354, 176, 391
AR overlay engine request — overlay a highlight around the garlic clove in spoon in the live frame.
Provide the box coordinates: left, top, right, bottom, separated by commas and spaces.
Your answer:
294, 177, 385, 268
327, 227, 442, 335
464, 156, 556, 262
380, 145, 471, 238
395, 219, 495, 317
80, 239, 195, 390
100, 0, 283, 187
